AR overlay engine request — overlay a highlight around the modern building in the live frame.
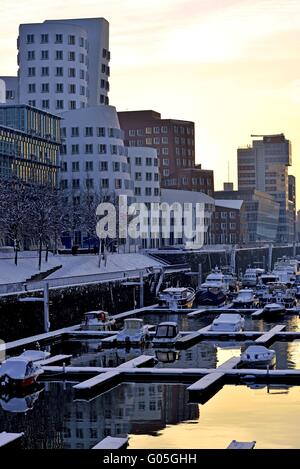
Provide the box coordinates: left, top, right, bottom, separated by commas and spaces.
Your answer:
0, 18, 110, 113
160, 189, 215, 248
237, 134, 294, 243
162, 164, 214, 196
211, 199, 246, 245
59, 105, 133, 198
118, 110, 195, 182
127, 146, 160, 204
0, 77, 19, 104
0, 104, 61, 186
214, 185, 280, 244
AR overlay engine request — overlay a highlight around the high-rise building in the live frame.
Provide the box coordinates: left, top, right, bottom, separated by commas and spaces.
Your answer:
162, 164, 214, 196
118, 110, 195, 182
1, 18, 110, 113
0, 104, 61, 186
237, 134, 294, 243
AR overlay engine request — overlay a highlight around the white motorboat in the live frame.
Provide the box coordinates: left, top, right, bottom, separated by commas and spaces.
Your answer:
18, 350, 50, 362
263, 302, 286, 317
260, 273, 280, 285
115, 318, 150, 345
241, 345, 276, 368
210, 313, 245, 332
201, 271, 228, 293
152, 322, 180, 346
242, 268, 265, 287
158, 287, 195, 311
81, 310, 115, 331
0, 357, 44, 388
232, 289, 256, 308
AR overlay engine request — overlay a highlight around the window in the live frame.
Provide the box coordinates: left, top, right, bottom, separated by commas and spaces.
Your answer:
80, 86, 85, 96
145, 127, 152, 135
69, 101, 76, 110
146, 158, 152, 166
115, 179, 122, 189
85, 161, 93, 171
41, 34, 48, 43
41, 83, 49, 93
55, 50, 63, 60
56, 100, 64, 109
55, 34, 63, 44
161, 126, 168, 133
68, 35, 76, 45
28, 67, 35, 77
60, 180, 68, 190
55, 67, 63, 76
135, 157, 142, 166
101, 179, 109, 189
135, 187, 141, 196
42, 100, 49, 109
28, 83, 36, 93
146, 173, 152, 181
145, 187, 152, 196
129, 129, 136, 137
163, 169, 169, 176
41, 50, 49, 60
6, 90, 15, 100
60, 145, 67, 155
113, 162, 120, 172
56, 83, 63, 93
41, 67, 49, 76
80, 69, 85, 79
135, 172, 142, 181
101, 64, 106, 73
97, 127, 105, 137
153, 126, 160, 134
68, 51, 75, 61
60, 127, 66, 138
162, 158, 169, 166
145, 138, 152, 145
154, 188, 160, 196
162, 136, 168, 144
71, 144, 79, 155
85, 144, 93, 154
162, 148, 169, 155
26, 34, 34, 44
72, 179, 80, 189
98, 144, 107, 154
71, 127, 79, 137
86, 178, 94, 189
72, 162, 79, 172
100, 161, 108, 171
27, 50, 35, 60
85, 127, 93, 137
153, 137, 160, 144
102, 48, 107, 58
110, 145, 117, 155
80, 53, 85, 63
69, 68, 76, 78
61, 161, 67, 172
69, 84, 76, 94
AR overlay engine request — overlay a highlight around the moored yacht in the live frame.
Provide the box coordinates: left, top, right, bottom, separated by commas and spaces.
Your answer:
210, 313, 245, 332
232, 289, 257, 308
263, 302, 285, 318
241, 345, 276, 368
82, 310, 116, 331
152, 322, 180, 346
242, 268, 265, 287
115, 318, 150, 346
0, 357, 44, 388
158, 287, 195, 311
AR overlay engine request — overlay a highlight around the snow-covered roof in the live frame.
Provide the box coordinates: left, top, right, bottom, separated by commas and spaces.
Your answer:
215, 199, 243, 210
213, 314, 243, 323
157, 322, 178, 327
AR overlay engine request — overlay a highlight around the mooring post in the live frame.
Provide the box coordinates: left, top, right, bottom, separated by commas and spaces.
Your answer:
43, 282, 50, 333
198, 264, 202, 288
139, 271, 144, 308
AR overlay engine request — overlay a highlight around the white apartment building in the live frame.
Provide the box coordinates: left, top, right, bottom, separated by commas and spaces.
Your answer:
127, 147, 160, 204
1, 18, 110, 113
59, 105, 133, 198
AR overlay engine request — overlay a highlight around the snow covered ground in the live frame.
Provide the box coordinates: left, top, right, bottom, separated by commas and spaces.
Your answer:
0, 252, 163, 285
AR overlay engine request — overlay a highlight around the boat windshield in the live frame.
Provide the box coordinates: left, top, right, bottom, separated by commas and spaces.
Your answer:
156, 325, 177, 338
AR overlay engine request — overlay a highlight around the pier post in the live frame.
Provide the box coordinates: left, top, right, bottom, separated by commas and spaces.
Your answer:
43, 282, 50, 333
139, 271, 144, 308
198, 264, 202, 288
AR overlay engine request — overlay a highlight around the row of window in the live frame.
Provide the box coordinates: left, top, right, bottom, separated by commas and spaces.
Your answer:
60, 143, 124, 155
134, 172, 159, 181
61, 160, 128, 172
127, 156, 158, 167
28, 83, 87, 95
27, 94, 109, 109
128, 132, 194, 146
213, 223, 237, 230
60, 178, 130, 190
214, 212, 237, 218
135, 187, 160, 197
26, 50, 87, 62
26, 64, 110, 77
128, 125, 193, 136
61, 127, 122, 139
25, 33, 88, 47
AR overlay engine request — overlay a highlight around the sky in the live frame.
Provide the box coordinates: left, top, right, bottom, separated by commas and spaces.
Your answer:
0, 0, 299, 206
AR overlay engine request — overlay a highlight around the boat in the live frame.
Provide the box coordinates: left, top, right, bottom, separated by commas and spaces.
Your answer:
115, 318, 150, 346
0, 357, 44, 388
242, 268, 265, 287
263, 302, 286, 318
152, 322, 180, 346
195, 287, 226, 306
210, 313, 245, 332
232, 289, 257, 308
241, 345, 276, 368
158, 287, 195, 311
18, 350, 50, 362
0, 385, 44, 413
260, 273, 280, 285
81, 310, 116, 331
200, 271, 228, 293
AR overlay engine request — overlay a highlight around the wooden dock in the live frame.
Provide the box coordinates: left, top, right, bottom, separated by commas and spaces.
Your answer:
92, 436, 128, 450
36, 354, 72, 366
111, 304, 158, 321
251, 309, 264, 319
187, 372, 225, 403
227, 440, 256, 449
255, 325, 286, 346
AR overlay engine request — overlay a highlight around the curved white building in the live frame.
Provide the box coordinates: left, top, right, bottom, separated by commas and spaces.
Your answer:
127, 146, 160, 204
11, 18, 110, 113
59, 105, 133, 199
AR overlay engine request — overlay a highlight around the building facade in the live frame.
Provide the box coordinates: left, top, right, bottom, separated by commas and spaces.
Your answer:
0, 18, 110, 113
214, 186, 280, 244
211, 199, 246, 245
0, 104, 61, 186
237, 134, 294, 243
162, 164, 214, 197
118, 110, 195, 182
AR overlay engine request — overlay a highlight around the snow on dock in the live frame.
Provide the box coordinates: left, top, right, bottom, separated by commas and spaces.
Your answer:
0, 432, 24, 448
187, 308, 207, 318
112, 304, 158, 321
187, 371, 225, 403
36, 354, 72, 366
227, 440, 256, 449
92, 436, 128, 450
255, 325, 286, 346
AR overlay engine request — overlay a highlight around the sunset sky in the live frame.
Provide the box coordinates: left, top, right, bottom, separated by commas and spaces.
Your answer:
0, 0, 299, 206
